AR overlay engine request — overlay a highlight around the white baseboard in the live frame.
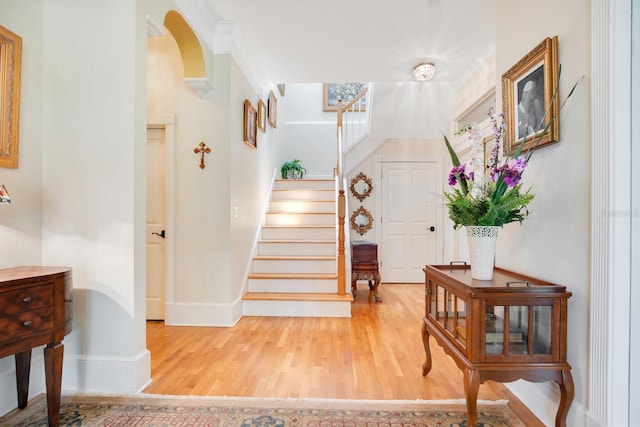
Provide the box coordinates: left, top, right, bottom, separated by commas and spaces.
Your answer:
165, 300, 242, 327
62, 349, 151, 393
0, 348, 151, 418
506, 380, 587, 426
0, 349, 47, 418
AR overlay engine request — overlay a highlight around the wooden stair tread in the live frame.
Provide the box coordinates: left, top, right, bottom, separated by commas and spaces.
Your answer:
242, 292, 353, 302
248, 273, 337, 279
266, 211, 334, 215
270, 199, 335, 202
259, 239, 336, 243
274, 179, 334, 182
262, 225, 334, 228
254, 255, 335, 260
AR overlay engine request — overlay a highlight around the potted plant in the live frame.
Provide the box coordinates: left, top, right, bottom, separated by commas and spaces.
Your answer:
280, 159, 306, 179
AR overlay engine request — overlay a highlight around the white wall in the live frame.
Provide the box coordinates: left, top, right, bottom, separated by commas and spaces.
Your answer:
282, 84, 338, 177
148, 26, 286, 326
495, 1, 590, 425
38, 0, 150, 393
0, 0, 46, 416
0, 0, 289, 415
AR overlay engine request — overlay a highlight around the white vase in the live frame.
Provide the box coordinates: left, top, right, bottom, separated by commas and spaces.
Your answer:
466, 226, 499, 280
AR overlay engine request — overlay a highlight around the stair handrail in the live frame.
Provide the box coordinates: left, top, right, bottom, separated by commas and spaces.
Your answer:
335, 86, 368, 298
337, 87, 370, 151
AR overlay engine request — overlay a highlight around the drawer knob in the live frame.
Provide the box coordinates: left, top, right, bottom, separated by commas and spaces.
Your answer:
22, 297, 32, 304
23, 320, 32, 327
65, 298, 73, 303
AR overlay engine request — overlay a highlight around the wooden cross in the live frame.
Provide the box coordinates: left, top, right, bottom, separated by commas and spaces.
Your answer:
193, 142, 211, 169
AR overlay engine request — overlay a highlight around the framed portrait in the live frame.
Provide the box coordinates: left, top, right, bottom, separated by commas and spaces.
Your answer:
243, 99, 257, 149
268, 90, 277, 128
322, 83, 367, 112
0, 25, 22, 169
257, 99, 266, 132
501, 36, 559, 156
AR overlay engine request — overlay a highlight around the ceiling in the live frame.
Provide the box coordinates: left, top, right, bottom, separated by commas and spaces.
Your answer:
175, 0, 497, 138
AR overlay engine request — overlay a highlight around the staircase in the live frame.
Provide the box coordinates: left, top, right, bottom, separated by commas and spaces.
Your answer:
242, 178, 353, 317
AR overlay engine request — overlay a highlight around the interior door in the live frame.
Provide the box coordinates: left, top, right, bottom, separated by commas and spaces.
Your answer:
380, 161, 440, 282
146, 126, 166, 320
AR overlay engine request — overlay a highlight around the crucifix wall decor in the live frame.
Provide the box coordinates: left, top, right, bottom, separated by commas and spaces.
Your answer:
193, 142, 211, 169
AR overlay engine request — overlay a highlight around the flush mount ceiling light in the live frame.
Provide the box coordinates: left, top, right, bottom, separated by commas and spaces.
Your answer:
413, 62, 436, 81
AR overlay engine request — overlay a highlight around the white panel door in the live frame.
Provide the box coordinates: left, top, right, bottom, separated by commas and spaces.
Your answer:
146, 127, 166, 320
381, 162, 439, 283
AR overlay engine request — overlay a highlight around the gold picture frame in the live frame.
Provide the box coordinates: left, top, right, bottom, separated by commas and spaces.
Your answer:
243, 99, 257, 149
501, 36, 559, 156
0, 25, 23, 169
257, 99, 266, 132
349, 172, 373, 202
268, 90, 277, 128
350, 206, 374, 235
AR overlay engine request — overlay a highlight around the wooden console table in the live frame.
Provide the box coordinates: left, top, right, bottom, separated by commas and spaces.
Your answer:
350, 241, 381, 302
421, 265, 573, 427
0, 266, 73, 427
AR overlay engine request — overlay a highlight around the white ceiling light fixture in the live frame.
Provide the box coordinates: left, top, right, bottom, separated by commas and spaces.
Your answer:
413, 62, 436, 81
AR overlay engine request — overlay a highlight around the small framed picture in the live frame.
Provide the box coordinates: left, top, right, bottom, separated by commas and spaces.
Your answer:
501, 36, 559, 155
268, 90, 277, 128
243, 99, 257, 149
257, 99, 266, 132
322, 83, 367, 112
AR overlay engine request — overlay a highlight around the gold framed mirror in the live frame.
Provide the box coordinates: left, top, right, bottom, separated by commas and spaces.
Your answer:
350, 172, 373, 202
350, 206, 373, 235
0, 25, 22, 169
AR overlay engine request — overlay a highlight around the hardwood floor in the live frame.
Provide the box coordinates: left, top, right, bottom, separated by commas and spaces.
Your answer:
144, 283, 543, 426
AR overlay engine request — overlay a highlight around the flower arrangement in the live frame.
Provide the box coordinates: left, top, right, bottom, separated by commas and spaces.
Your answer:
443, 69, 581, 230
443, 107, 534, 229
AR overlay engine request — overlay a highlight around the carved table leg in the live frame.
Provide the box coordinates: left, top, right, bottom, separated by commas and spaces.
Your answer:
555, 369, 575, 427
15, 349, 32, 409
372, 271, 382, 302
44, 342, 64, 427
463, 368, 480, 427
421, 322, 432, 376
351, 274, 357, 299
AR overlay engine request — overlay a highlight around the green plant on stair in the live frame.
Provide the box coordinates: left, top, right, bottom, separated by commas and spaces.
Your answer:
280, 159, 307, 179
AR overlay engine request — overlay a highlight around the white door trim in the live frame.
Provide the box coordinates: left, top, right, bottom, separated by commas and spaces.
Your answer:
147, 114, 176, 325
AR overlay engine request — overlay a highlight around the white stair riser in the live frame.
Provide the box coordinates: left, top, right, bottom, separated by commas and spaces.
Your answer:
257, 242, 335, 256
243, 300, 351, 317
261, 227, 335, 240
268, 200, 335, 213
265, 213, 334, 226
253, 259, 335, 274
247, 278, 337, 293
273, 180, 334, 191
271, 190, 334, 201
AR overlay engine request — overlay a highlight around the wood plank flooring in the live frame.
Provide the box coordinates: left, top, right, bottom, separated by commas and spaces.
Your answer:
144, 283, 543, 426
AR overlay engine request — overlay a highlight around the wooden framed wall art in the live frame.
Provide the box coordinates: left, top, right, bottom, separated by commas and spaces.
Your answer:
501, 36, 559, 155
0, 25, 22, 169
243, 99, 257, 149
268, 90, 277, 128
323, 83, 367, 112
257, 99, 266, 132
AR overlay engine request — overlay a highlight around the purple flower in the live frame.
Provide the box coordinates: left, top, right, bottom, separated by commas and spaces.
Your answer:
495, 157, 528, 187
448, 164, 469, 186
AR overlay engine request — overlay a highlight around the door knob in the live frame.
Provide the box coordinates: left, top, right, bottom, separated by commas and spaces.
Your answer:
152, 229, 166, 239
429, 226, 435, 232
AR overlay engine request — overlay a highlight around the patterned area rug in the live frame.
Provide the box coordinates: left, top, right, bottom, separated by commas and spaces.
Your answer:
0, 394, 525, 426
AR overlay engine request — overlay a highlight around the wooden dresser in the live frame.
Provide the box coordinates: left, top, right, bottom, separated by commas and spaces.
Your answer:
422, 264, 573, 427
0, 266, 73, 427
350, 241, 381, 302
